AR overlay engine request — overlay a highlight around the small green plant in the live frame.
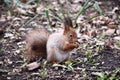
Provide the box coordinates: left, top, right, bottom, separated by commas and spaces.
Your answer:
0, 39, 6, 54
75, 0, 103, 24
65, 61, 73, 71
40, 68, 47, 78
85, 51, 93, 58
92, 72, 106, 80
75, 0, 91, 23
92, 69, 120, 80
116, 40, 120, 47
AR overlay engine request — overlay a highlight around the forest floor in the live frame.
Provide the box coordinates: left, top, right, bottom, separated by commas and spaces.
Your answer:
0, 0, 120, 80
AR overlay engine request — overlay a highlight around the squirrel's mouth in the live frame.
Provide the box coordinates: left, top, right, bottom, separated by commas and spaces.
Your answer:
77, 37, 80, 39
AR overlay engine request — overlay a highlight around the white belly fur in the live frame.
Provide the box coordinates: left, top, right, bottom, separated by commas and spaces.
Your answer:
55, 48, 71, 62
47, 32, 71, 62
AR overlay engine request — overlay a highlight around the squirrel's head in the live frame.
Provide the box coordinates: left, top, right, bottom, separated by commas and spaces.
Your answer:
63, 17, 78, 43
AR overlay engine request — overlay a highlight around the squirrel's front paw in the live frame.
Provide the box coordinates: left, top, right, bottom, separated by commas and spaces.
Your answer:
74, 42, 79, 48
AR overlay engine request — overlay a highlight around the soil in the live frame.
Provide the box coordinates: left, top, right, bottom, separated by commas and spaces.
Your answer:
0, 0, 120, 80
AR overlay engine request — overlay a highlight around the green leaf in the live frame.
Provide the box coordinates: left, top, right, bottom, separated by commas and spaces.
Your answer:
65, 61, 73, 70
97, 77, 104, 80
85, 51, 93, 58
92, 72, 105, 79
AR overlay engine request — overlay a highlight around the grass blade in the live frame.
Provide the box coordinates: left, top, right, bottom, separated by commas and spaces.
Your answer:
21, 14, 42, 27
57, 0, 65, 18
93, 1, 103, 14
66, 0, 70, 17
75, 0, 91, 23
82, 13, 103, 24
49, 9, 63, 22
45, 9, 52, 29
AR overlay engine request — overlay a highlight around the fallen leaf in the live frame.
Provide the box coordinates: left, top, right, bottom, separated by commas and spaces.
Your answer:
27, 62, 40, 71
116, 30, 120, 35
105, 39, 114, 47
4, 33, 14, 38
114, 44, 120, 50
101, 16, 109, 24
105, 29, 115, 36
52, 63, 67, 68
21, 0, 27, 3
17, 7, 27, 14
114, 36, 120, 41
108, 22, 117, 29
85, 30, 97, 37
75, 74, 80, 78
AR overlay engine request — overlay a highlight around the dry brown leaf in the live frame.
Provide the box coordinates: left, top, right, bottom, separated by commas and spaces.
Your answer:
36, 5, 44, 14
104, 39, 114, 47
74, 74, 80, 79
108, 24, 117, 29
52, 63, 67, 68
116, 30, 120, 35
114, 44, 120, 50
105, 29, 115, 36
21, 0, 28, 3
108, 22, 117, 29
16, 8, 27, 14
101, 17, 109, 24
27, 62, 40, 71
114, 36, 120, 41
85, 30, 96, 37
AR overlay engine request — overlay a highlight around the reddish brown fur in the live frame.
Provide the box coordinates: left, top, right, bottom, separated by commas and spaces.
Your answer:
62, 42, 78, 51
25, 27, 51, 61
47, 17, 79, 63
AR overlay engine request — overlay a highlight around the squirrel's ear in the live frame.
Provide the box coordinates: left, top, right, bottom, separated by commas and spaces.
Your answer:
64, 17, 73, 31
64, 25, 70, 31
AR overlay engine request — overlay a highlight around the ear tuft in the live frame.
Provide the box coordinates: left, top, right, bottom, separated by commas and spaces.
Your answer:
64, 17, 73, 27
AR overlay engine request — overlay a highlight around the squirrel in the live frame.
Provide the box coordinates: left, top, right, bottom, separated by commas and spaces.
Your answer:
25, 27, 51, 61
47, 17, 79, 63
25, 17, 79, 63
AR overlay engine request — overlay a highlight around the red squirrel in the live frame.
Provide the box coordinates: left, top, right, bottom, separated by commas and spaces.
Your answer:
47, 17, 79, 63
25, 17, 79, 63
25, 27, 51, 61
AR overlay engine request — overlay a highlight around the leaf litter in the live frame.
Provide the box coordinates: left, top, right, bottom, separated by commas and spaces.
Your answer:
0, 0, 120, 80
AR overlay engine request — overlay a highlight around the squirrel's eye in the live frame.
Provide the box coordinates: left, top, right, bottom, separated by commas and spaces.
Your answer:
70, 34, 73, 38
